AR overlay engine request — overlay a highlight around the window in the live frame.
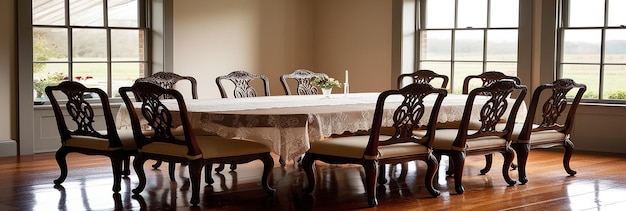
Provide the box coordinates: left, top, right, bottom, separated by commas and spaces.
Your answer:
557, 0, 626, 101
32, 0, 148, 100
416, 0, 519, 93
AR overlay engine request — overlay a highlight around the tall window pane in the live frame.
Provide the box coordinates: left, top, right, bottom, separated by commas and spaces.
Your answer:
424, 0, 454, 29
567, 0, 604, 27
604, 65, 626, 100
421, 30, 452, 60
455, 30, 484, 61
108, 0, 138, 27
486, 29, 518, 61
457, 0, 487, 28
561, 29, 601, 63
111, 29, 143, 61
69, 0, 104, 26
73, 29, 107, 61
561, 64, 599, 99
604, 29, 626, 64
32, 0, 65, 25
490, 0, 519, 28
608, 0, 626, 27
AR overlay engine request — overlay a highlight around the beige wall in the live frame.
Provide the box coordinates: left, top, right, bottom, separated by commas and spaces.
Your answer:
313, 0, 393, 93
173, 0, 315, 98
0, 1, 17, 144
172, 0, 393, 98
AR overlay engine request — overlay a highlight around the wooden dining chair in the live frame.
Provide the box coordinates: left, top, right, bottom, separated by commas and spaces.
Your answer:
119, 82, 275, 206
135, 72, 199, 180
459, 71, 522, 173
280, 69, 328, 95
425, 79, 527, 194
214, 70, 271, 171
216, 70, 271, 98
46, 81, 137, 192
397, 69, 449, 89
302, 83, 447, 207
486, 79, 586, 184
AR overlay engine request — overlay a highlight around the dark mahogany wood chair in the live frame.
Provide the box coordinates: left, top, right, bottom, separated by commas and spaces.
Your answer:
460, 71, 522, 173
302, 83, 447, 207
214, 70, 271, 171
496, 79, 586, 184
397, 69, 449, 89
426, 79, 527, 194
135, 72, 199, 180
119, 82, 275, 206
216, 70, 270, 98
280, 69, 328, 95
46, 81, 137, 192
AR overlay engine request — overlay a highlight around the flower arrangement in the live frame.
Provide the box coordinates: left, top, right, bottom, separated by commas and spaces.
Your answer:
311, 75, 341, 89
33, 72, 66, 98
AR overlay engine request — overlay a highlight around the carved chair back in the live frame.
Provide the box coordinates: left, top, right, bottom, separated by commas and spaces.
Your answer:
397, 69, 449, 89
216, 70, 271, 98
280, 69, 328, 95
462, 71, 521, 95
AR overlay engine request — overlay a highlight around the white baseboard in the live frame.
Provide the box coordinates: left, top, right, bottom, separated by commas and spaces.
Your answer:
0, 140, 17, 157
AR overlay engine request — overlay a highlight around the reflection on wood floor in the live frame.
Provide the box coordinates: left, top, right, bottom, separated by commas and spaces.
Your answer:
1, 149, 626, 210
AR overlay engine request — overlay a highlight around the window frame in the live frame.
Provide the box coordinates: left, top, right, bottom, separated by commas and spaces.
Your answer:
413, 0, 521, 94
31, 0, 151, 99
556, 0, 626, 103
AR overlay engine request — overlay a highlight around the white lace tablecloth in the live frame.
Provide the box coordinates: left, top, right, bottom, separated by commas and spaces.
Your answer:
116, 93, 526, 162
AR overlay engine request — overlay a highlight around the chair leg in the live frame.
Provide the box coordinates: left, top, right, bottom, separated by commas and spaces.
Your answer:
501, 147, 517, 186
122, 155, 131, 176
363, 160, 379, 207
425, 154, 441, 197
132, 154, 148, 194
188, 159, 203, 207
204, 163, 214, 184
377, 164, 387, 184
512, 143, 530, 184
563, 138, 577, 176
261, 153, 276, 195
215, 163, 225, 172
450, 151, 465, 194
53, 147, 70, 186
301, 154, 316, 194
480, 154, 493, 175
152, 160, 162, 169
109, 153, 123, 192
168, 162, 176, 181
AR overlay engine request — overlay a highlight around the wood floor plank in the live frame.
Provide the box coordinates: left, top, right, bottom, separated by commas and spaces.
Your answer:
0, 149, 625, 210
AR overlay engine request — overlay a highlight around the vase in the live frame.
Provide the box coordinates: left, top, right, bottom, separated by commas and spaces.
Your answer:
321, 87, 332, 98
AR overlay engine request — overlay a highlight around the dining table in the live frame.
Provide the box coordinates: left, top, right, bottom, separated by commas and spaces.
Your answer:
115, 92, 527, 164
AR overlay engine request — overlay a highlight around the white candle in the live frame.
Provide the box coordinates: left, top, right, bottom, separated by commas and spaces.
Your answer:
345, 69, 349, 84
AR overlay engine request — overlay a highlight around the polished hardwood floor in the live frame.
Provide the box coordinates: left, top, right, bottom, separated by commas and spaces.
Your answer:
1, 148, 626, 210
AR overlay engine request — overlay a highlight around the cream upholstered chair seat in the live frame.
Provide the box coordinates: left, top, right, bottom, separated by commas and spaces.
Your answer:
141, 136, 271, 159
427, 129, 508, 151
495, 123, 567, 145
65, 130, 137, 151
308, 135, 430, 160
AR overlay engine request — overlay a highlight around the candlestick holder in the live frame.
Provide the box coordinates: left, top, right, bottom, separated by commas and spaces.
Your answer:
343, 83, 349, 96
